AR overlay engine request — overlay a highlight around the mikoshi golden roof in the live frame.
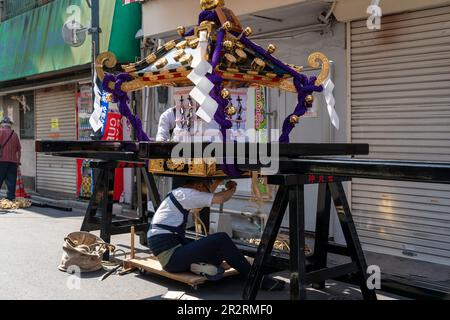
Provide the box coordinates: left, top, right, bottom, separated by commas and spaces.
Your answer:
96, 0, 330, 94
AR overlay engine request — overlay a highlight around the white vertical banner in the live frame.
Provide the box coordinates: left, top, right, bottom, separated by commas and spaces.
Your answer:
323, 76, 339, 130
188, 31, 217, 123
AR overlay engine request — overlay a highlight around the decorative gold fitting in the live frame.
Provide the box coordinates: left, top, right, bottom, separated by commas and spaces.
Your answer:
221, 88, 231, 99
251, 58, 266, 72
164, 40, 176, 51
305, 95, 314, 106
226, 68, 239, 73
224, 53, 237, 68
267, 44, 277, 54
200, 0, 224, 11
177, 26, 186, 37
167, 159, 185, 172
176, 40, 187, 50
149, 160, 164, 173
147, 75, 159, 81
307, 52, 330, 86
235, 48, 247, 63
123, 65, 136, 73
223, 40, 234, 51
145, 53, 157, 64
222, 21, 233, 31
265, 72, 277, 78
176, 66, 188, 73
235, 42, 244, 49
188, 38, 200, 49
288, 64, 303, 73
290, 115, 300, 124
188, 158, 218, 177
173, 49, 185, 62
243, 27, 253, 37
226, 105, 237, 117
155, 58, 168, 69
199, 20, 212, 28
196, 21, 216, 38
179, 54, 193, 66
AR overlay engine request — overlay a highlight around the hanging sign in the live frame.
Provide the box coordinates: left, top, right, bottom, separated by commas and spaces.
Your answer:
100, 92, 111, 134
102, 112, 124, 202
102, 112, 123, 141
51, 118, 60, 132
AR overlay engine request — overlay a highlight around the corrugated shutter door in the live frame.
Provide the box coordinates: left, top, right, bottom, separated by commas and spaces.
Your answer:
350, 6, 450, 266
36, 85, 77, 196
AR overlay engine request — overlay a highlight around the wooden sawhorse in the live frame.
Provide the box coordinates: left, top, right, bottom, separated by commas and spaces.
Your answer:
243, 174, 378, 300
80, 161, 161, 260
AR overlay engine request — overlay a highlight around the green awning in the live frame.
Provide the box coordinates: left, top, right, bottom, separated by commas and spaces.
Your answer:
0, 0, 141, 82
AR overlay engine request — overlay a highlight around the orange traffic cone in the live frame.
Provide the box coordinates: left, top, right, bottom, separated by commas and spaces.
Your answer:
16, 167, 30, 199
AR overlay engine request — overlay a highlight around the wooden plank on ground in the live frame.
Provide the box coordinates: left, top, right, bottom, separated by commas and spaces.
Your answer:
123, 256, 253, 287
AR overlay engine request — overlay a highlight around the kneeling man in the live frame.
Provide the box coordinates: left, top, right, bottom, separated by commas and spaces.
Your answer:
147, 179, 285, 291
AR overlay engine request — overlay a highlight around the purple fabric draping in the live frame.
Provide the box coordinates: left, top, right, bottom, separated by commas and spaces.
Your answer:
199, 10, 220, 24
183, 10, 218, 37
102, 74, 150, 142
205, 28, 242, 176
279, 77, 323, 143
211, 29, 225, 68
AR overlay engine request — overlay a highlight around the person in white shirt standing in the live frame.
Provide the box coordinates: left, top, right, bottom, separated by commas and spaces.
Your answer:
155, 106, 222, 143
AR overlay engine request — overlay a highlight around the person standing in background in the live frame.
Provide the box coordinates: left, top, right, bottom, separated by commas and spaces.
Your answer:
0, 117, 21, 201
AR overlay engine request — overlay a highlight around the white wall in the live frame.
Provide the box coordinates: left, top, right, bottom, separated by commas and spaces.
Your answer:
257, 23, 348, 145
142, 0, 313, 37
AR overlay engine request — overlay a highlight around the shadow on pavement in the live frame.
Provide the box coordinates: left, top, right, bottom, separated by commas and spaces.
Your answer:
21, 206, 85, 219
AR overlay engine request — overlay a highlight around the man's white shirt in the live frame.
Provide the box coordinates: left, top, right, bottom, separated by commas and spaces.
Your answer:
156, 107, 223, 143
148, 187, 214, 238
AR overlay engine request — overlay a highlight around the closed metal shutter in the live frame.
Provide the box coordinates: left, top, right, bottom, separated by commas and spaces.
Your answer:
350, 6, 450, 266
36, 85, 77, 197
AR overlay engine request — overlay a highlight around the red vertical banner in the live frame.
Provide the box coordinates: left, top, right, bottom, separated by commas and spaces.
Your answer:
75, 91, 82, 197
76, 159, 83, 196
102, 112, 124, 202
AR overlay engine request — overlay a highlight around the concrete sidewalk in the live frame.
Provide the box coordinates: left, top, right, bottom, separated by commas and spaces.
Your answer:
0, 205, 404, 300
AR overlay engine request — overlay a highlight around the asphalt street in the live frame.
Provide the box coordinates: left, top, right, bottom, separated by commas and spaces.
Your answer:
0, 206, 401, 300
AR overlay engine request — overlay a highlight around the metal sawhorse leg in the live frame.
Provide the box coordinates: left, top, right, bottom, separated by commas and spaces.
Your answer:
243, 174, 377, 301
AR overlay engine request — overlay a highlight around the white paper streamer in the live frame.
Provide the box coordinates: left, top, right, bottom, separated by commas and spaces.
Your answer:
89, 72, 104, 132
188, 31, 217, 123
323, 76, 339, 130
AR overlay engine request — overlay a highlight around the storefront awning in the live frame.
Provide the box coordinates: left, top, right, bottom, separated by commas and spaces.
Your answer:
0, 0, 141, 83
